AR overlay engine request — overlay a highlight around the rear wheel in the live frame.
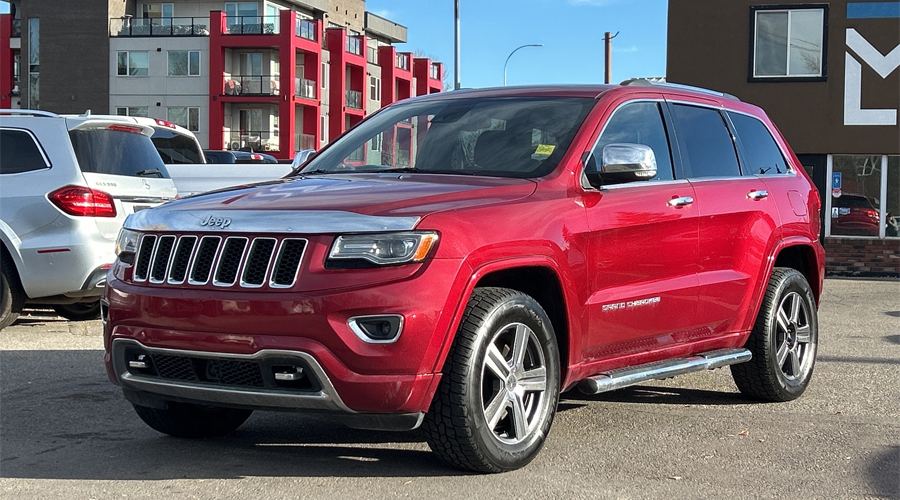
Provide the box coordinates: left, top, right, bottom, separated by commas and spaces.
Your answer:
133, 403, 253, 438
52, 301, 101, 321
423, 287, 560, 472
0, 253, 25, 330
731, 268, 818, 401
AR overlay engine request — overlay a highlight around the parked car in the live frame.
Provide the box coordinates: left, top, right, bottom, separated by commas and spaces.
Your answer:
0, 110, 177, 328
203, 150, 278, 164
103, 82, 824, 472
831, 193, 881, 236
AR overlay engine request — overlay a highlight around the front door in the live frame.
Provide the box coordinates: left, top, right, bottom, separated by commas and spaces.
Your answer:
582, 98, 700, 362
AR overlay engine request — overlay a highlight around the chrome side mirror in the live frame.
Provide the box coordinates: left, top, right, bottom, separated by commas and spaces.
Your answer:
291, 149, 317, 170
585, 143, 658, 188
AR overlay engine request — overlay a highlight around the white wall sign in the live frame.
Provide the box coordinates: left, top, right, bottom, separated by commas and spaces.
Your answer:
844, 28, 900, 126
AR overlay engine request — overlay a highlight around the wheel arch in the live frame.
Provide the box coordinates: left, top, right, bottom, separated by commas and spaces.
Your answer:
772, 242, 823, 303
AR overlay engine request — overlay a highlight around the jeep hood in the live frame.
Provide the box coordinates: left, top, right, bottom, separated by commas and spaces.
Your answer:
159, 173, 537, 218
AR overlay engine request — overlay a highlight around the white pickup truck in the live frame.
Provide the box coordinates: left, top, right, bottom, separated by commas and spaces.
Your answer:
105, 116, 306, 196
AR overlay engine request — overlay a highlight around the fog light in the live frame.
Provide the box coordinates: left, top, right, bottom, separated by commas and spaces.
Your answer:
348, 315, 404, 343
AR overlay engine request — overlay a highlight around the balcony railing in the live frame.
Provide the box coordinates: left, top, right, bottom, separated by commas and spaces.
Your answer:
224, 75, 280, 96
346, 36, 362, 56
430, 63, 440, 80
295, 77, 316, 99
396, 53, 409, 71
346, 89, 362, 110
295, 19, 317, 41
226, 130, 279, 152
11, 19, 21, 37
226, 15, 279, 35
110, 17, 210, 37
296, 133, 316, 151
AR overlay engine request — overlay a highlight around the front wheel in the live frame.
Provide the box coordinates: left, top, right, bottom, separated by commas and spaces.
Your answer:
133, 403, 252, 438
423, 287, 560, 473
731, 268, 818, 401
53, 301, 101, 321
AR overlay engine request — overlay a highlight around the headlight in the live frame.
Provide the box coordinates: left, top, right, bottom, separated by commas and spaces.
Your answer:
327, 231, 439, 268
115, 228, 141, 264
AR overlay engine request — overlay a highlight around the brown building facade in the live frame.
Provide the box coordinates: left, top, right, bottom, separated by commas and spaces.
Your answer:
668, 0, 900, 276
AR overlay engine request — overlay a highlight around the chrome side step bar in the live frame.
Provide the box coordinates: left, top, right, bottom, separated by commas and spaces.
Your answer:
577, 348, 752, 395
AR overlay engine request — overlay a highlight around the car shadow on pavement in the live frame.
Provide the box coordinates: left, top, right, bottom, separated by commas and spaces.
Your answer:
562, 385, 754, 406
867, 446, 900, 499
0, 349, 469, 480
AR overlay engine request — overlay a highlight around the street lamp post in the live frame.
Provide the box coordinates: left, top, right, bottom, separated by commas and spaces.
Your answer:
503, 43, 543, 86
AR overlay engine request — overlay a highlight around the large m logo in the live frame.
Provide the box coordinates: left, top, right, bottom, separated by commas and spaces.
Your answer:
844, 25, 900, 125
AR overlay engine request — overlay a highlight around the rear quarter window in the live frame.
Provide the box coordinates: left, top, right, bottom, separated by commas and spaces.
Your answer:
151, 129, 204, 164
69, 129, 170, 177
0, 129, 50, 174
728, 112, 789, 175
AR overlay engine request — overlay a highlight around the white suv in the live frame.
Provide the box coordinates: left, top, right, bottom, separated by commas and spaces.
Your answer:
0, 110, 177, 328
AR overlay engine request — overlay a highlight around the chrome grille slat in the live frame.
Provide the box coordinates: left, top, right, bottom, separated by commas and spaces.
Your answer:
129, 234, 305, 289
213, 237, 249, 287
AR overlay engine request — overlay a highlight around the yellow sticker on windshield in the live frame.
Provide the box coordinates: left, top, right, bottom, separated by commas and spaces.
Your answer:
534, 144, 556, 156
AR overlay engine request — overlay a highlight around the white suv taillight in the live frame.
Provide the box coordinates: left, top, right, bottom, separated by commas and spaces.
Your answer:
48, 185, 117, 217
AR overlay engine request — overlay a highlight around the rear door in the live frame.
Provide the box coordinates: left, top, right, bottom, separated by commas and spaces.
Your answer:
666, 101, 780, 337
582, 96, 700, 361
69, 126, 177, 239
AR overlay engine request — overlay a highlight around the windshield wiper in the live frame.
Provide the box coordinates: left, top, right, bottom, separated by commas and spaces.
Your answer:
135, 169, 163, 178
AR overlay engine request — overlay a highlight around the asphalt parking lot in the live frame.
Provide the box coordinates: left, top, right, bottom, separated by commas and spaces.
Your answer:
1, 278, 897, 500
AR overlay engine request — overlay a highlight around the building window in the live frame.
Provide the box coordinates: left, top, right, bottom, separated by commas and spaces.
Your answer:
115, 106, 150, 117
369, 75, 381, 102
168, 50, 200, 76
117, 51, 150, 76
752, 6, 826, 79
167, 106, 200, 131
142, 3, 173, 18
827, 155, 899, 239
27, 18, 38, 109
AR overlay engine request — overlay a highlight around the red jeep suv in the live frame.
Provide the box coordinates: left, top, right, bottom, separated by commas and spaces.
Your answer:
103, 81, 824, 472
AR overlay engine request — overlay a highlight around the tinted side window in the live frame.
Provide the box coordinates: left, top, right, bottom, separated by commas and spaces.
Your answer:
0, 129, 49, 174
728, 112, 789, 175
670, 104, 740, 178
594, 102, 673, 181
151, 129, 204, 164
69, 129, 170, 178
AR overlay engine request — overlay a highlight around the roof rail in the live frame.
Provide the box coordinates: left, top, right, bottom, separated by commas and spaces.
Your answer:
0, 109, 60, 118
620, 79, 740, 101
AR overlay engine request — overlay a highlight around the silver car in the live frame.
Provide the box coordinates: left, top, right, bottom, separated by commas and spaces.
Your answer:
0, 110, 177, 328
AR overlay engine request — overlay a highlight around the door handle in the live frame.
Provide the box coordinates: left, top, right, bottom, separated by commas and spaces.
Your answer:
667, 196, 694, 208
748, 190, 769, 200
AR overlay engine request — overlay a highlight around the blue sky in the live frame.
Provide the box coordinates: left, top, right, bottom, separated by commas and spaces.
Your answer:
0, 0, 669, 87
367, 0, 669, 88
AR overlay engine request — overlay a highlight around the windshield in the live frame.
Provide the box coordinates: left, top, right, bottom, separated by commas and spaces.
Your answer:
70, 129, 170, 177
300, 97, 595, 178
151, 129, 205, 164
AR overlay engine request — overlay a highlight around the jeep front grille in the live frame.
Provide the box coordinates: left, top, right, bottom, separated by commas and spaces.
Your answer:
132, 234, 307, 288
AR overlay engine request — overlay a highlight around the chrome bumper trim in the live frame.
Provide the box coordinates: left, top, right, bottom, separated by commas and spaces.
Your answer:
124, 209, 421, 234
111, 338, 355, 413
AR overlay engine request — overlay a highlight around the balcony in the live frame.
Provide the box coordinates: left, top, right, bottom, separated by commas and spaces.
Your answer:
224, 75, 280, 96
295, 77, 316, 99
396, 53, 409, 71
11, 19, 20, 37
296, 133, 316, 151
295, 19, 317, 42
226, 16, 279, 35
110, 17, 210, 37
346, 36, 362, 56
346, 89, 362, 110
226, 130, 279, 151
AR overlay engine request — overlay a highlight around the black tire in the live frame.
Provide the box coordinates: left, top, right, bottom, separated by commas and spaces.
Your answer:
731, 267, 818, 402
423, 287, 560, 473
0, 252, 26, 331
52, 301, 101, 321
133, 403, 253, 438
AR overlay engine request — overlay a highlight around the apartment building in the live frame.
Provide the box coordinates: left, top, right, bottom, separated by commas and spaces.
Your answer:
1, 0, 444, 158
668, 0, 899, 275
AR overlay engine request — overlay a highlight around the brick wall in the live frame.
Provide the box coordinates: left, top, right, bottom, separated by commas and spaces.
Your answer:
824, 237, 900, 276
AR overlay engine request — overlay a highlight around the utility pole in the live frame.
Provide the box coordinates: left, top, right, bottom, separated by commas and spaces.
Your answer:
604, 31, 618, 84
454, 0, 461, 90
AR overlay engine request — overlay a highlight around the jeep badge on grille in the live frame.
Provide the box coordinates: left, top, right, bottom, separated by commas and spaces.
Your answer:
200, 215, 232, 229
